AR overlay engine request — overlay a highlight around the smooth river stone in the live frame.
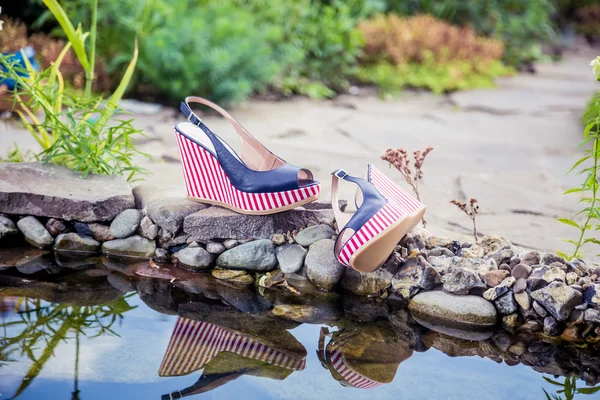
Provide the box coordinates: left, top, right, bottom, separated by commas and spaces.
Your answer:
408, 291, 497, 330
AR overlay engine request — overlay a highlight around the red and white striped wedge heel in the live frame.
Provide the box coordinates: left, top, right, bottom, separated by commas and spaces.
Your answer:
175, 97, 320, 215
331, 165, 426, 272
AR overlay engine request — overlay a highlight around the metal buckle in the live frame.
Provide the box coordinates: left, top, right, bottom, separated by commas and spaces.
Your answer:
333, 169, 348, 179
187, 112, 202, 126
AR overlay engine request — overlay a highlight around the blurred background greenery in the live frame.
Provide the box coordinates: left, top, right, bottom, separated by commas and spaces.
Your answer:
1, 0, 599, 105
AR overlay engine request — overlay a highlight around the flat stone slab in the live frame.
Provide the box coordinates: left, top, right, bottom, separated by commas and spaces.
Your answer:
133, 184, 207, 234
183, 202, 334, 241
0, 163, 134, 222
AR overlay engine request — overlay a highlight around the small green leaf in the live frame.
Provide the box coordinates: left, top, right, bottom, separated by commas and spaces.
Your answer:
557, 218, 580, 229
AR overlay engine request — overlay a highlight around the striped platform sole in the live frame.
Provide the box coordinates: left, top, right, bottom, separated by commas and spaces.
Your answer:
175, 131, 320, 215
159, 317, 306, 377
330, 350, 382, 389
337, 165, 425, 272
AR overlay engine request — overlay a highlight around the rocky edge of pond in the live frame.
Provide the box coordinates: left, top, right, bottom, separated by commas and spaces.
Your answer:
2, 162, 600, 343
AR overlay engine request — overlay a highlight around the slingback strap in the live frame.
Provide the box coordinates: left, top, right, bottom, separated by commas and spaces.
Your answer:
331, 169, 355, 231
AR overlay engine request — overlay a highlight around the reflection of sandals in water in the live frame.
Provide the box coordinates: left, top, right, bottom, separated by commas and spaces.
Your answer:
317, 327, 383, 389
175, 96, 320, 215
331, 165, 426, 272
160, 317, 306, 398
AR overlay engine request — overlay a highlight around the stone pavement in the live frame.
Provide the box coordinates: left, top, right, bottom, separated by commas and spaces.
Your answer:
1, 52, 599, 261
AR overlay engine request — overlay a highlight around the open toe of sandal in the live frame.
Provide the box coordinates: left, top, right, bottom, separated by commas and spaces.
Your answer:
174, 96, 320, 215
331, 166, 426, 272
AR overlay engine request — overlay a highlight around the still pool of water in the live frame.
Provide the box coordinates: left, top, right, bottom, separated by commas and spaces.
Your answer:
1, 258, 599, 400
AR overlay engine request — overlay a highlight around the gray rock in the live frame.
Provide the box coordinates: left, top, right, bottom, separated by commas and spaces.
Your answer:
304, 239, 346, 291
543, 316, 561, 336
583, 284, 600, 308
184, 202, 334, 241
0, 215, 18, 239
408, 291, 497, 329
513, 278, 527, 293
541, 253, 565, 266
514, 291, 531, 310
494, 292, 518, 315
295, 224, 335, 247
132, 184, 207, 234
216, 239, 277, 272
428, 256, 454, 275
174, 246, 214, 270
17, 216, 53, 249
442, 268, 486, 295
567, 259, 591, 276
460, 244, 484, 258
392, 256, 441, 298
479, 235, 514, 256
154, 247, 169, 261
533, 301, 548, 318
86, 223, 114, 242
426, 247, 455, 257
584, 308, 600, 323
426, 236, 453, 249
453, 257, 497, 279
206, 241, 226, 255
521, 251, 540, 266
138, 216, 158, 240
110, 209, 142, 239
44, 218, 67, 236
276, 244, 307, 274
565, 272, 578, 286
223, 239, 239, 249
527, 266, 566, 291
483, 285, 509, 301
0, 162, 134, 221
102, 235, 156, 259
499, 263, 512, 272
512, 263, 532, 279
530, 282, 581, 321
492, 247, 515, 266
53, 233, 100, 254
342, 252, 400, 296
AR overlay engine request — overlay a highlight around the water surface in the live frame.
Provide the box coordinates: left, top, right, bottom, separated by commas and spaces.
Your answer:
1, 257, 599, 400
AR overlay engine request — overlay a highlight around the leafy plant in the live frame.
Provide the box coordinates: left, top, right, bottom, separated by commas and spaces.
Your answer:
558, 60, 600, 260
382, 0, 556, 67
0, 0, 148, 181
542, 376, 600, 400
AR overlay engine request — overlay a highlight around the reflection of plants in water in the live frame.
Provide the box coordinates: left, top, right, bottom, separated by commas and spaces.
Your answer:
543, 376, 600, 400
0, 294, 136, 399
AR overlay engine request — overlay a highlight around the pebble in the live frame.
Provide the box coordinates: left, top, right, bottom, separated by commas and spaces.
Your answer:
533, 301, 548, 318
109, 209, 142, 239
174, 246, 214, 270
513, 278, 527, 293
271, 233, 286, 246
502, 313, 520, 330
53, 233, 100, 254
45, 218, 67, 236
511, 263, 532, 279
543, 316, 561, 336
138, 216, 158, 240
295, 224, 335, 247
483, 270, 510, 287
483, 285, 508, 301
212, 268, 255, 285
223, 239, 239, 249
499, 263, 512, 272
17, 216, 53, 249
276, 244, 307, 274
0, 215, 18, 239
154, 248, 169, 261
514, 291, 531, 310
216, 239, 277, 272
521, 251, 540, 266
206, 241, 226, 254
494, 292, 518, 314
87, 223, 115, 242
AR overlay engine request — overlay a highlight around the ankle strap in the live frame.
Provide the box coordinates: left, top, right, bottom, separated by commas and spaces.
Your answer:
331, 169, 365, 230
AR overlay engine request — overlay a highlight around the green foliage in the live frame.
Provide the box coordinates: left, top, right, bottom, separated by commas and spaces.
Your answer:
0, 0, 147, 181
357, 59, 513, 97
542, 376, 600, 400
558, 77, 600, 259
382, 0, 556, 67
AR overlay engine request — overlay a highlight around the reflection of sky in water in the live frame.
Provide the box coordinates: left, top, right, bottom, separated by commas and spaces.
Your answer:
0, 295, 587, 400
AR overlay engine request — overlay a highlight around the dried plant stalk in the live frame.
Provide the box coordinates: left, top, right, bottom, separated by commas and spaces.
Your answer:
451, 198, 480, 242
381, 146, 432, 226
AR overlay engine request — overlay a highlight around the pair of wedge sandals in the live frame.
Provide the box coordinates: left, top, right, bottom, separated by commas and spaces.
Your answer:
175, 97, 426, 273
